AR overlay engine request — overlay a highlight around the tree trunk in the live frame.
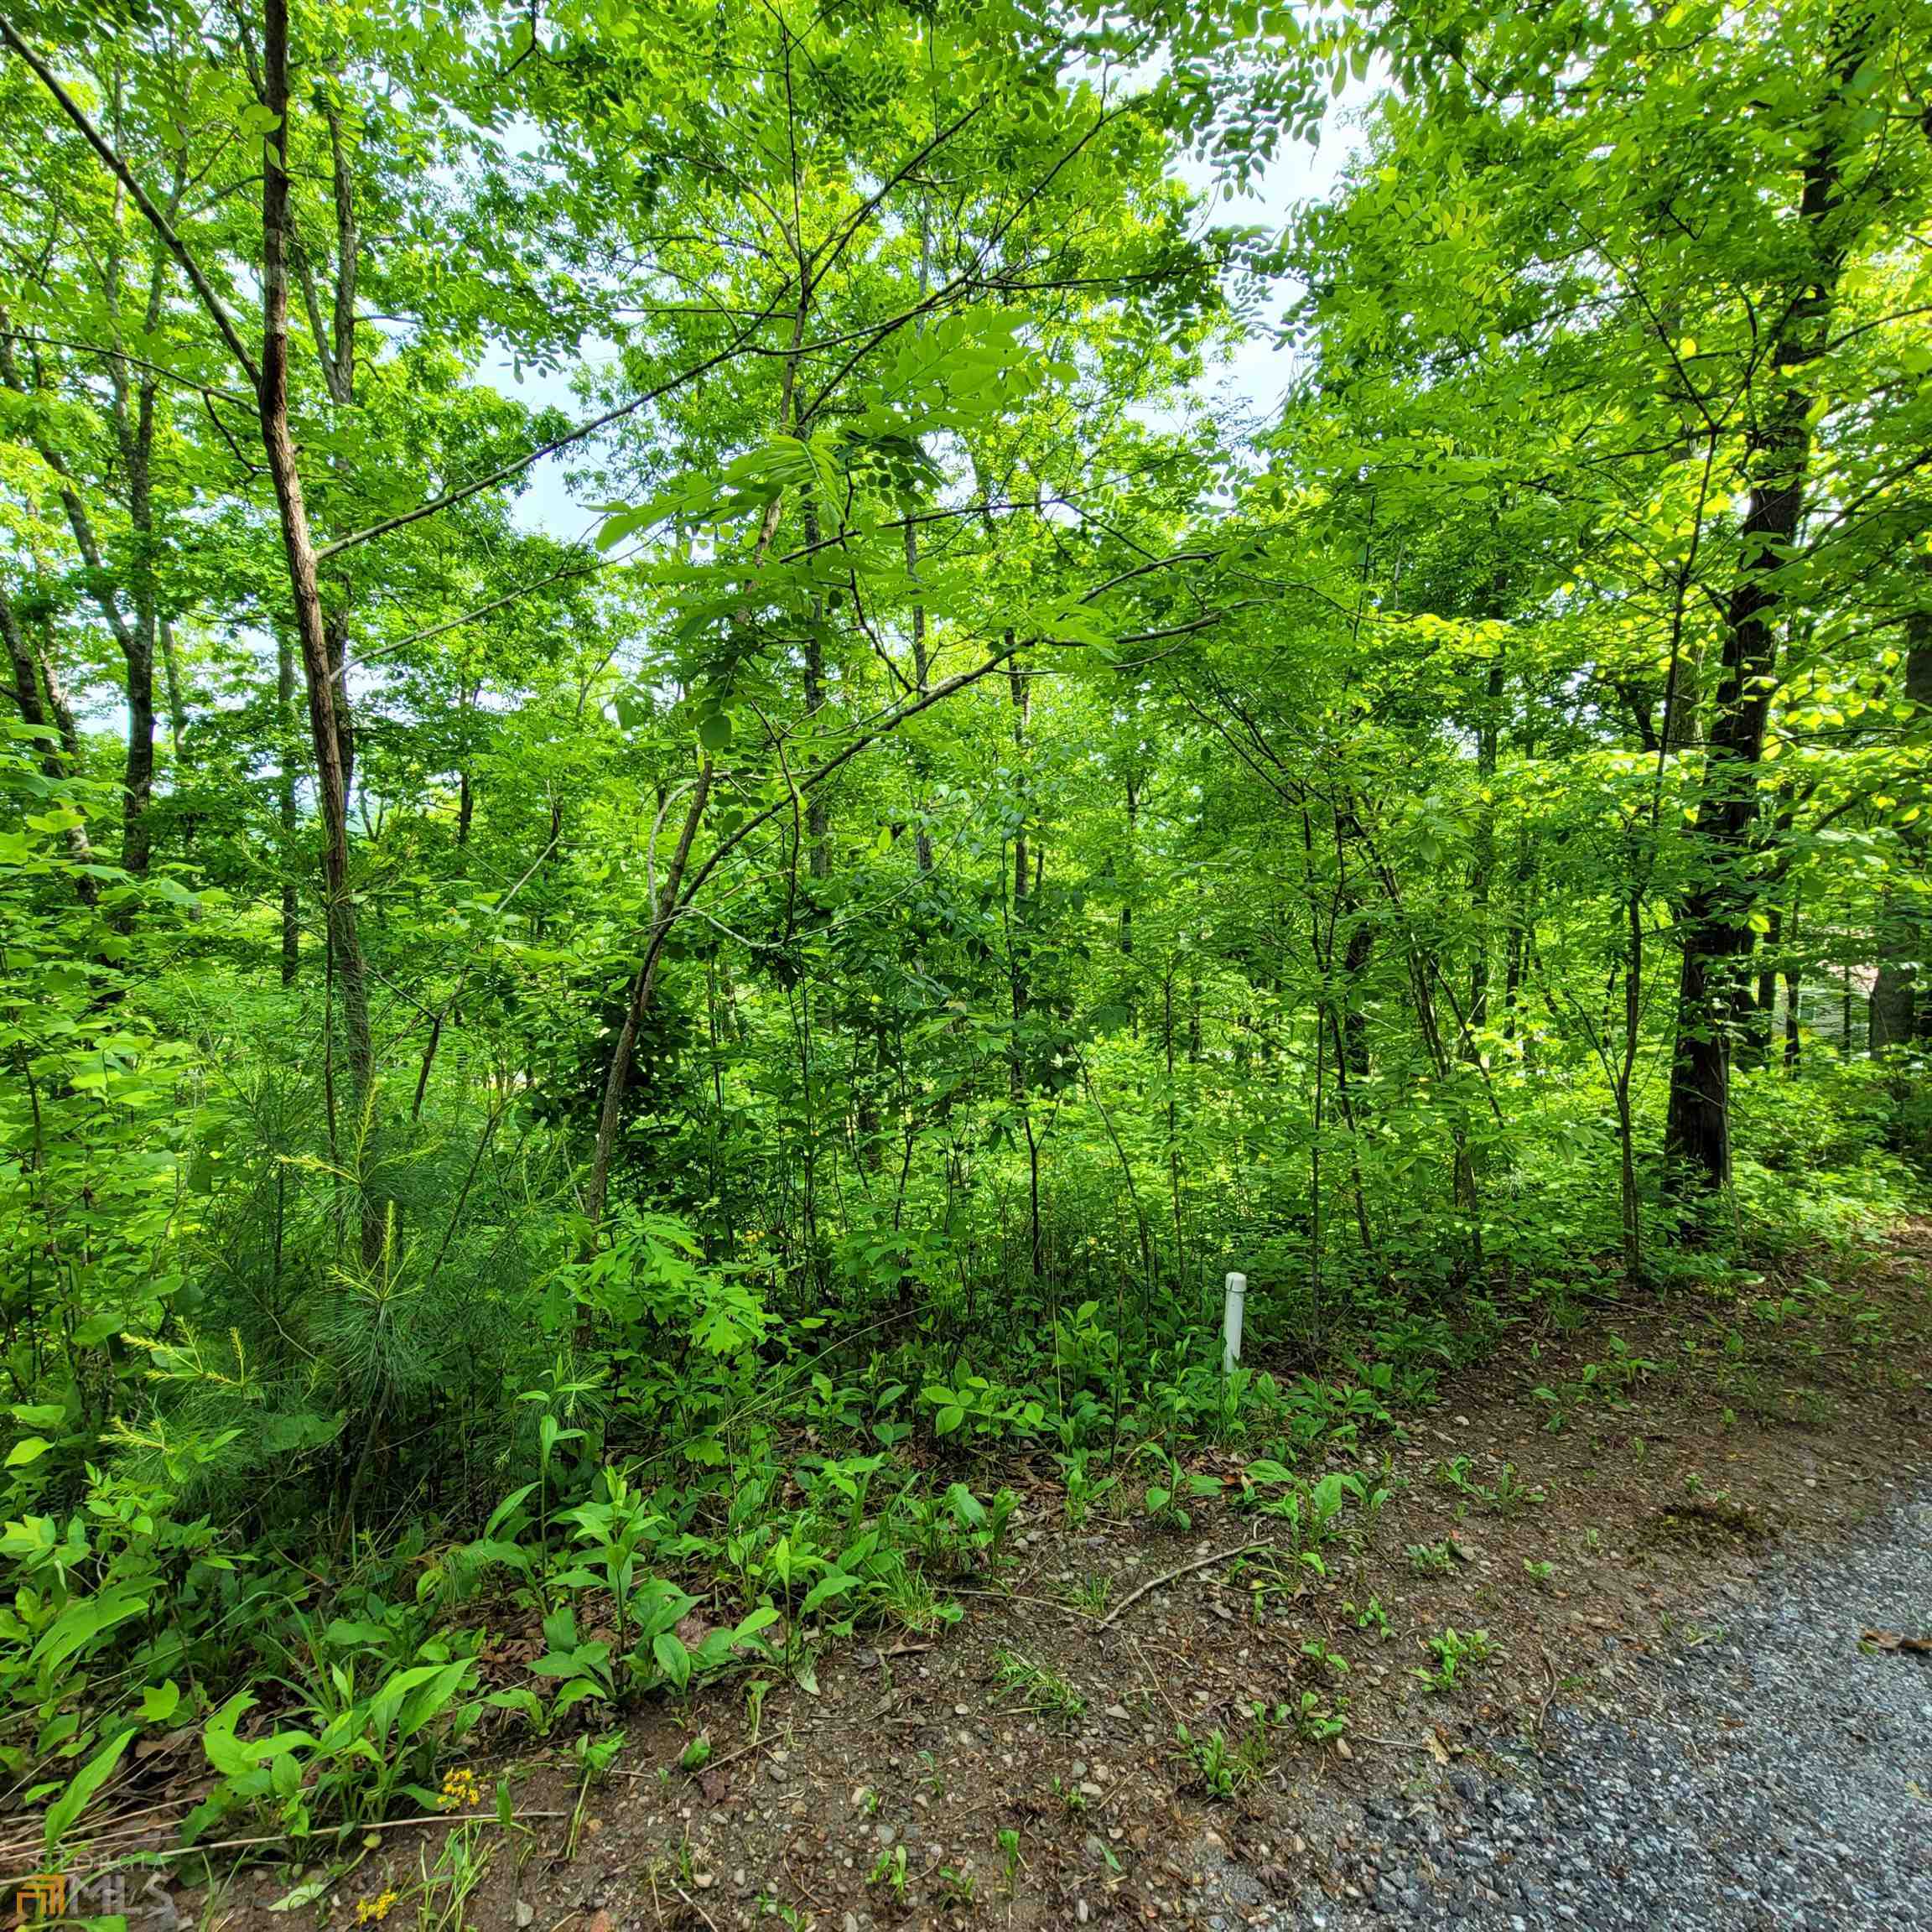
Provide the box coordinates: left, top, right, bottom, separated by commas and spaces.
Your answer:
802, 501, 830, 880
104, 234, 172, 881
277, 627, 299, 986
0, 582, 96, 896
907, 520, 933, 873
1663, 39, 1861, 1195
1007, 642, 1030, 1104
158, 619, 187, 761
1335, 806, 1374, 1082
0, 582, 43, 727
1467, 652, 1504, 1028
584, 760, 713, 1228
1869, 576, 1930, 1050
259, 0, 378, 1267
117, 394, 158, 880
0, 324, 154, 880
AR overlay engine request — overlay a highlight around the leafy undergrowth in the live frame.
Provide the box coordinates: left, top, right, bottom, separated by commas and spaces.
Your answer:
15, 1223, 1928, 1930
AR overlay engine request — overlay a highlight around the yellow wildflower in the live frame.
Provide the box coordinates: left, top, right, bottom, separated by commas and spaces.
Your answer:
438, 1764, 482, 1811
355, 1893, 398, 1925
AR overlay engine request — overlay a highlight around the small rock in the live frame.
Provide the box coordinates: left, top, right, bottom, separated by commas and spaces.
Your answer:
515, 1906, 534, 1929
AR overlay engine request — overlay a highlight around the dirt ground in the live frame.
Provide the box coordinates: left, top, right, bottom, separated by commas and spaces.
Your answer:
101, 1224, 1932, 1929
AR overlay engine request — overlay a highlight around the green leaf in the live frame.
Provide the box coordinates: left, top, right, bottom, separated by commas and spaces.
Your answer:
267, 1877, 330, 1914
651, 1631, 692, 1691
799, 1571, 860, 1616
944, 1483, 985, 1526
731, 1604, 782, 1644
140, 1680, 182, 1722
200, 1691, 260, 1778
32, 1591, 147, 1676
484, 1686, 546, 1728
553, 1677, 608, 1716
44, 1727, 133, 1852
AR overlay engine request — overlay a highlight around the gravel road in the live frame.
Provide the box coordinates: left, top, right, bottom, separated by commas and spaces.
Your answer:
1197, 1483, 1932, 1931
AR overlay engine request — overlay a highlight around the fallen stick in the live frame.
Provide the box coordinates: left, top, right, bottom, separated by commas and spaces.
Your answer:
1128, 1632, 1187, 1729
1095, 1540, 1270, 1630
129, 1810, 570, 1857
1862, 1628, 1932, 1654
673, 1885, 719, 1932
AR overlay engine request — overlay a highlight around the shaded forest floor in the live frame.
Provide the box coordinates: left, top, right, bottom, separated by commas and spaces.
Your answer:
172, 1225, 1932, 1932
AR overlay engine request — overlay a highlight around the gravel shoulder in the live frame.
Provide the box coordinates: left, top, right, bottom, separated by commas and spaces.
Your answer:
1206, 1480, 1932, 1932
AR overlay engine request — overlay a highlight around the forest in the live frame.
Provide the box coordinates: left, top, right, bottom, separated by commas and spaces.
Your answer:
1, 0, 1929, 1907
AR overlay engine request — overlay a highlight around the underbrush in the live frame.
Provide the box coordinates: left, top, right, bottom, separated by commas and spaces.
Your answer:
2, 967, 1923, 1861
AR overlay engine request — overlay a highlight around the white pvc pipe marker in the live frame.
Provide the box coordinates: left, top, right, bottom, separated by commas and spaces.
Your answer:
1223, 1271, 1247, 1374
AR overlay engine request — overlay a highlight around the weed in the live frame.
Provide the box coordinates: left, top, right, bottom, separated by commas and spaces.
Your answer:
1291, 1688, 1349, 1744
993, 1647, 1086, 1721
868, 1843, 909, 1901
1300, 1637, 1350, 1678
1488, 1463, 1544, 1514
1413, 1627, 1496, 1694
745, 1675, 771, 1740
1057, 1449, 1121, 1529
995, 1826, 1022, 1890
1432, 1454, 1543, 1515
412, 1821, 491, 1932
1239, 1462, 1374, 1561
1135, 1441, 1221, 1531
1344, 1596, 1390, 1637
935, 1864, 977, 1909
1175, 1701, 1287, 1797
1067, 1572, 1112, 1618
566, 1727, 625, 1858
1243, 1542, 1329, 1618
1406, 1540, 1456, 1576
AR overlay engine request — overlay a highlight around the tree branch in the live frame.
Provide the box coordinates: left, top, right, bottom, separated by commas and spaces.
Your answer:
0, 16, 262, 392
